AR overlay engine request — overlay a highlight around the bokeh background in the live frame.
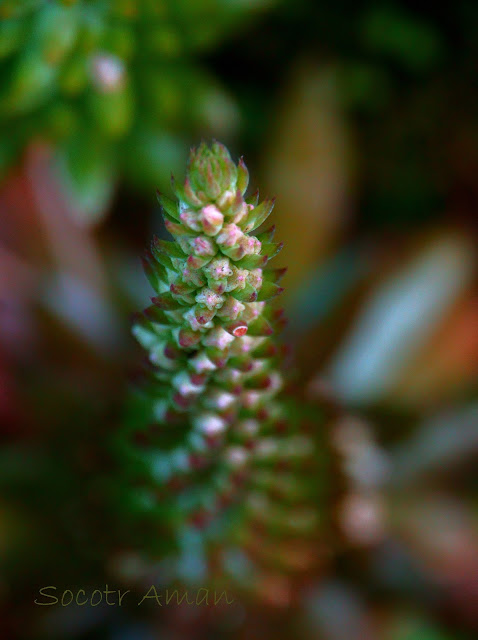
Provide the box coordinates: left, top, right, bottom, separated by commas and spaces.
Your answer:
1, 1, 477, 638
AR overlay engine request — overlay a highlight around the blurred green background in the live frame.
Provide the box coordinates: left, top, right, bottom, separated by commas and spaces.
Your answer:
0, 1, 477, 639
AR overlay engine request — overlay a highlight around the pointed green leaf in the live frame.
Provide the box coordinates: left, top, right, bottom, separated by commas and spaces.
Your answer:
263, 267, 288, 284
257, 281, 284, 302
260, 242, 283, 261
151, 292, 184, 310
237, 157, 249, 194
164, 219, 193, 237
243, 198, 275, 232
152, 236, 186, 260
251, 341, 278, 358
231, 283, 258, 302
141, 255, 162, 293
157, 191, 180, 221
247, 316, 274, 336
246, 189, 259, 207
235, 253, 268, 269
143, 304, 170, 325
228, 355, 253, 372
256, 225, 276, 243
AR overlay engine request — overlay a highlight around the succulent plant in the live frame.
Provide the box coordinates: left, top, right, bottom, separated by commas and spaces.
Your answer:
0, 0, 273, 220
112, 142, 330, 598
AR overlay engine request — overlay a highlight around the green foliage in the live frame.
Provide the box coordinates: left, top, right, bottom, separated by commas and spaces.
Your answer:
0, 0, 273, 216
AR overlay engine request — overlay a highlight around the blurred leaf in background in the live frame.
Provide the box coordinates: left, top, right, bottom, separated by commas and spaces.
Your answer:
262, 61, 354, 295
324, 231, 477, 409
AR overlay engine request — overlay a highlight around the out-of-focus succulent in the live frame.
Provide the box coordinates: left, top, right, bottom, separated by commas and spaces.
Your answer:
112, 142, 330, 602
0, 0, 273, 221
